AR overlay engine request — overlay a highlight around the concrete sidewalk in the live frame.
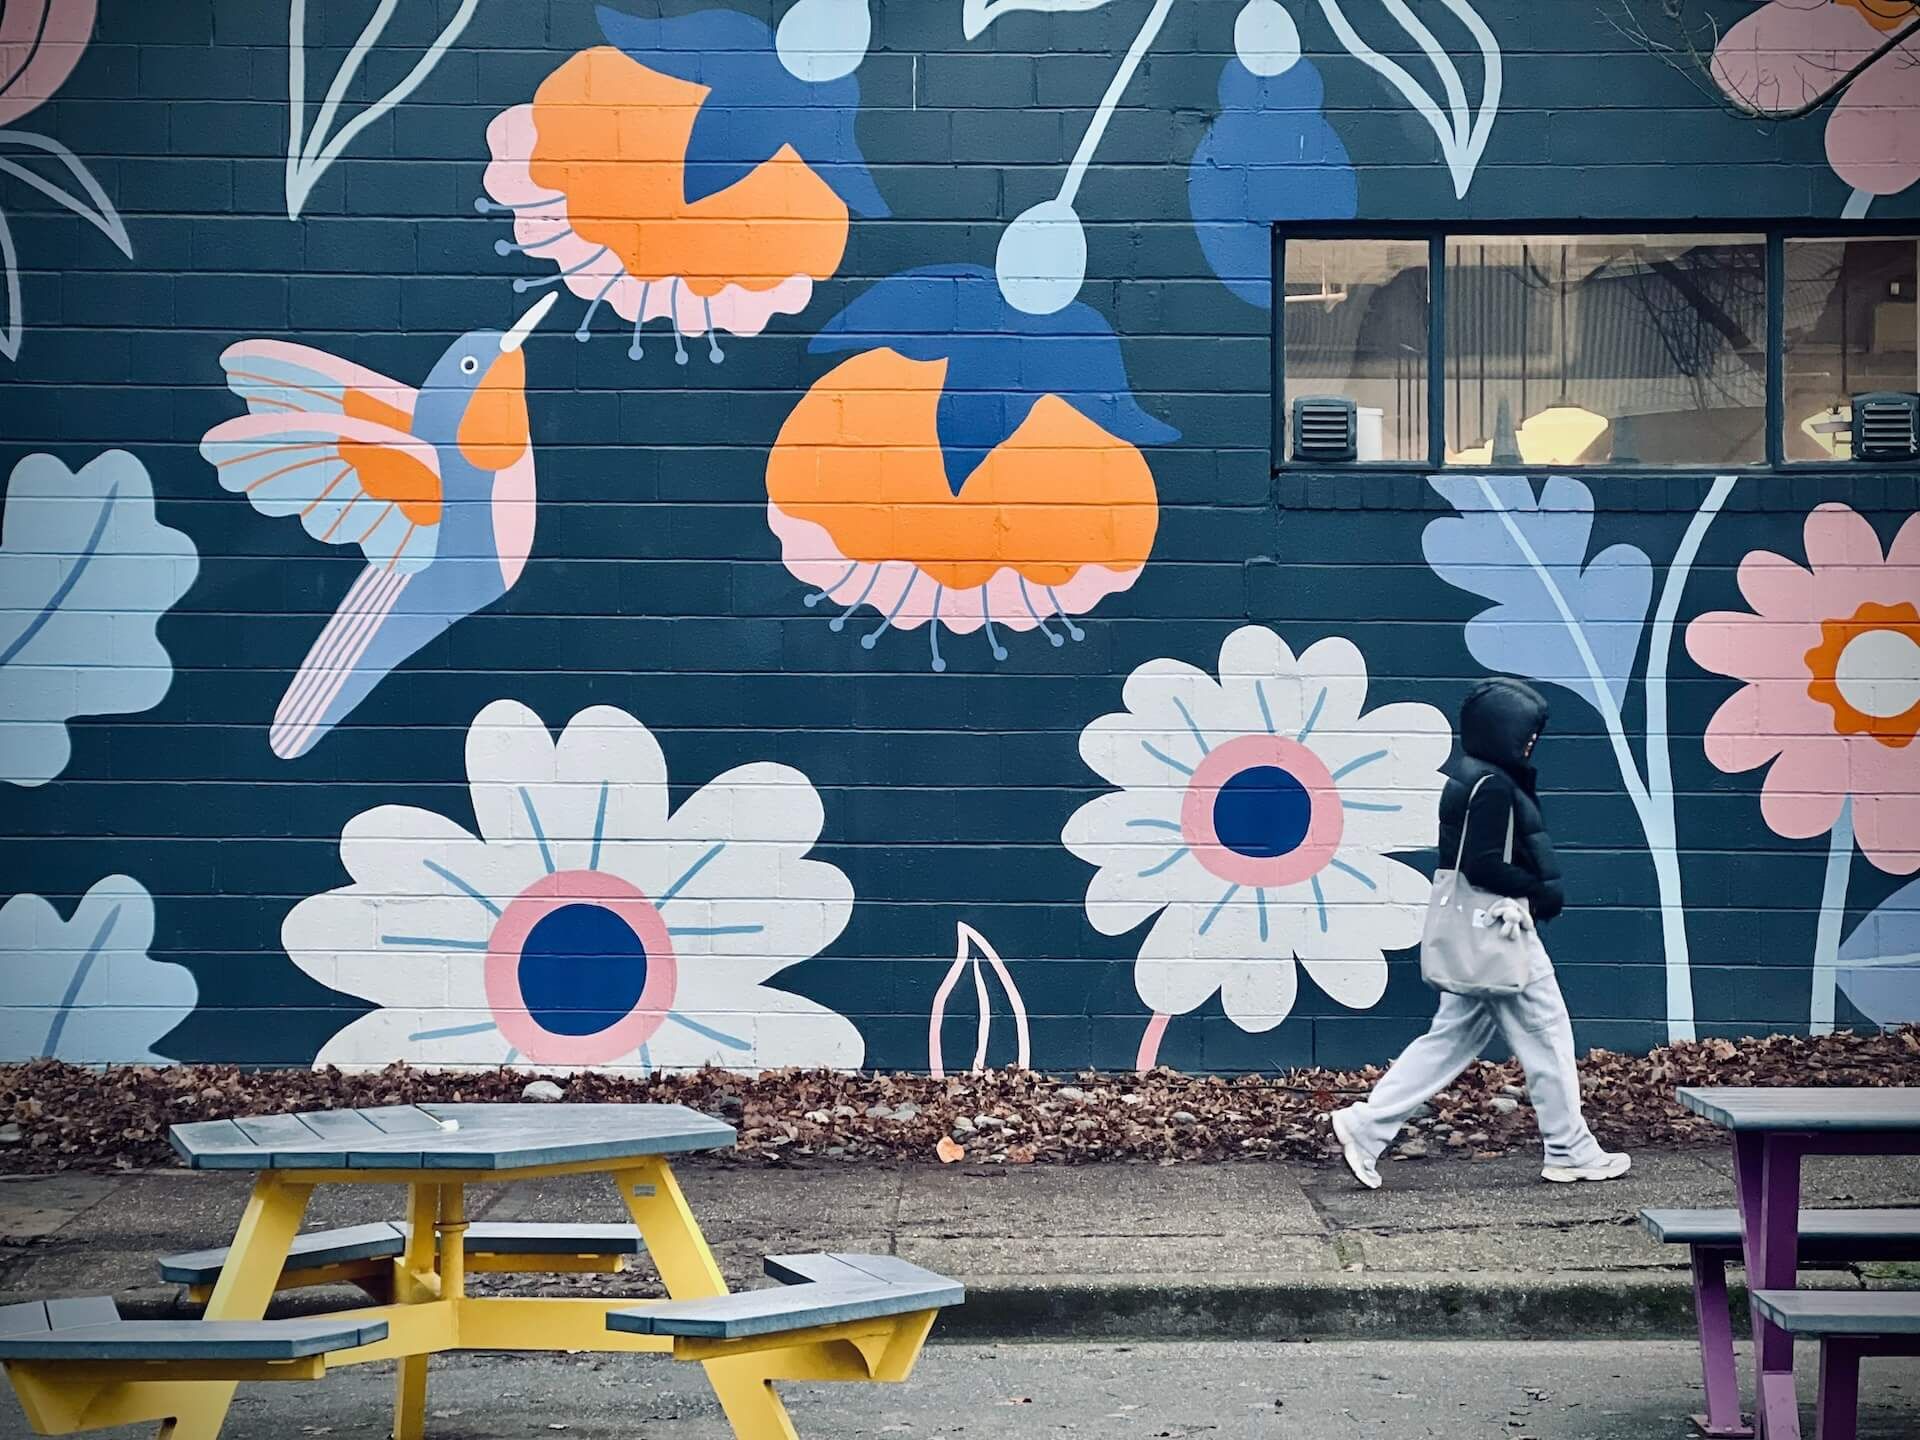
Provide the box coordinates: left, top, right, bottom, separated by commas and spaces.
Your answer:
2, 1149, 1915, 1340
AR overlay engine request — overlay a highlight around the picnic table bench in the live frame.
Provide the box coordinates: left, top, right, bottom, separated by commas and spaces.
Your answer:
1676, 1086, 1920, 1440
0, 1102, 962, 1440
1640, 1208, 1920, 1438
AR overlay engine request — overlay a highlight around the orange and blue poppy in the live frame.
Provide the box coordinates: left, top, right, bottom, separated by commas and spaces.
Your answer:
766, 264, 1177, 670
481, 5, 886, 364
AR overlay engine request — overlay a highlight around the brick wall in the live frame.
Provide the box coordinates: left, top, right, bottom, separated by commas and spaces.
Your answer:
1, 0, 1916, 1073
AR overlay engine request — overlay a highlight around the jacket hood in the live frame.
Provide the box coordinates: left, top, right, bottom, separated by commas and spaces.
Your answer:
1460, 677, 1548, 772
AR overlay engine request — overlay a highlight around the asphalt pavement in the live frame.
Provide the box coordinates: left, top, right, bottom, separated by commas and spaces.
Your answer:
17, 1341, 1915, 1440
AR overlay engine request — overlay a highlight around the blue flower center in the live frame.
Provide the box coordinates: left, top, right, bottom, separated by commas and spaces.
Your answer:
518, 903, 649, 1037
1212, 765, 1312, 859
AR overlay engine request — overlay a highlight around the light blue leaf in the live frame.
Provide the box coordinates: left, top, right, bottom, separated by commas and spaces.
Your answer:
1837, 876, 1920, 1027
0, 204, 17, 361
0, 876, 196, 1064
0, 130, 133, 258
1422, 473, 1652, 717
0, 451, 200, 786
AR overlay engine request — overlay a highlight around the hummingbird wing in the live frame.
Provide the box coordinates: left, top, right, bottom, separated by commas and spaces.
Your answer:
201, 342, 442, 575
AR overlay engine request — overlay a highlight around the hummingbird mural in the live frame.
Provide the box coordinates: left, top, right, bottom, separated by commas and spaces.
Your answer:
200, 294, 556, 759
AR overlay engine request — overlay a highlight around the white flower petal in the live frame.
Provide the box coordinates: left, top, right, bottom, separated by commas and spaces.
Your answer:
1290, 851, 1427, 1008
1136, 887, 1303, 1032
1294, 636, 1372, 739
312, 1006, 512, 1072
648, 984, 865, 1072
1076, 714, 1201, 798
598, 761, 849, 987
1212, 624, 1308, 740
1063, 788, 1199, 934
467, 701, 670, 873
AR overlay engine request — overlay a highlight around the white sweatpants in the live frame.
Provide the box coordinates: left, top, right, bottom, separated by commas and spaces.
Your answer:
1342, 954, 1606, 1169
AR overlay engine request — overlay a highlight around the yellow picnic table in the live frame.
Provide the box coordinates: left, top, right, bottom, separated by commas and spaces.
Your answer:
0, 1102, 960, 1440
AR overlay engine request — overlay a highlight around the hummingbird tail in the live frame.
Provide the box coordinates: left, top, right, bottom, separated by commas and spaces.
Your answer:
271, 566, 415, 760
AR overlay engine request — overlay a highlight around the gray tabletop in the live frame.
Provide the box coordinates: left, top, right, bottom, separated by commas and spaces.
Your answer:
170, 1102, 735, 1172
1677, 1087, 1920, 1133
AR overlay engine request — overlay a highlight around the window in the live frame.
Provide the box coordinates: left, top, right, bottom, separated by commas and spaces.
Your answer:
1444, 235, 1765, 467
1784, 238, 1920, 461
1283, 239, 1429, 462
1275, 226, 1920, 471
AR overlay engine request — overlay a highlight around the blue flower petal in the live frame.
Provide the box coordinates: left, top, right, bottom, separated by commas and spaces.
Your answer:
1189, 59, 1358, 309
596, 5, 889, 216
812, 265, 1178, 493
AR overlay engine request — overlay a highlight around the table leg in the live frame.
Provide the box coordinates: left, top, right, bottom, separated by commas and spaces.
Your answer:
1734, 1133, 1805, 1440
617, 1160, 800, 1440
156, 1174, 312, 1440
393, 1185, 441, 1440
1813, 1340, 1860, 1440
1690, 1249, 1752, 1438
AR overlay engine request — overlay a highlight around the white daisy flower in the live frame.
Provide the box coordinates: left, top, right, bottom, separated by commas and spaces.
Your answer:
1064, 626, 1450, 1037
285, 699, 860, 1074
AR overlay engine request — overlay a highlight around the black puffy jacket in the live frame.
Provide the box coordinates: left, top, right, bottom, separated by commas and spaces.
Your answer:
1436, 677, 1565, 923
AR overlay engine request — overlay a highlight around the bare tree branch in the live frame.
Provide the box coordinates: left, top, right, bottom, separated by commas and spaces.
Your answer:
1602, 1, 1920, 122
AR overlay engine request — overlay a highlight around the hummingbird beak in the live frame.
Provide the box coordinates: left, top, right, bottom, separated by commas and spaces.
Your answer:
500, 292, 558, 353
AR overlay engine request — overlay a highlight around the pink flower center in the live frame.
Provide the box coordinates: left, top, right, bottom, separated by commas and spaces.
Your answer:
1181, 735, 1345, 887
484, 870, 678, 1065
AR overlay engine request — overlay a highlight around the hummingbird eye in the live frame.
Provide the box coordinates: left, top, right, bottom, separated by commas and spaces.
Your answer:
460, 355, 479, 375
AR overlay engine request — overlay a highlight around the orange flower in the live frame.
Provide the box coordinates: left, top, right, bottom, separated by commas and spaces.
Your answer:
482, 7, 885, 363
766, 266, 1176, 669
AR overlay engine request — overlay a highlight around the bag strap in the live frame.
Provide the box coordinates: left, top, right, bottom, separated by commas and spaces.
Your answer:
1503, 795, 1515, 865
1453, 775, 1491, 871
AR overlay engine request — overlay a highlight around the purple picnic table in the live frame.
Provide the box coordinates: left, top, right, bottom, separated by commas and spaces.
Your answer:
1676, 1086, 1920, 1440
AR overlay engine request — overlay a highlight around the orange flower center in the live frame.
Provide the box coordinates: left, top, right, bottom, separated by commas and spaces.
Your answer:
1805, 601, 1920, 748
1836, 0, 1918, 31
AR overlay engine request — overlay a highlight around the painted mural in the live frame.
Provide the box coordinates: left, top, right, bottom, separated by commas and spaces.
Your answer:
1710, 0, 1920, 216
0, 0, 128, 360
1688, 504, 1920, 1032
1064, 626, 1450, 1068
0, 0, 1917, 1072
198, 295, 553, 758
282, 698, 861, 1072
480, 8, 886, 361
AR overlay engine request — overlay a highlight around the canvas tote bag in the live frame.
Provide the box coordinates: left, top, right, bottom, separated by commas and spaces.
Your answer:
1420, 776, 1541, 997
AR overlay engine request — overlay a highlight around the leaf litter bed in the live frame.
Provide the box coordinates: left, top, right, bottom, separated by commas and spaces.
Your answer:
2, 1028, 1913, 1173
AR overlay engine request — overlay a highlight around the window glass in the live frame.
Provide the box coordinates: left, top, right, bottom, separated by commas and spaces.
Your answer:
1784, 237, 1919, 461
1443, 234, 1766, 467
1283, 239, 1429, 462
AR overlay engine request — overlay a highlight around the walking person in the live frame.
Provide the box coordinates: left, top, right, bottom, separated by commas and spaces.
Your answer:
1329, 677, 1631, 1188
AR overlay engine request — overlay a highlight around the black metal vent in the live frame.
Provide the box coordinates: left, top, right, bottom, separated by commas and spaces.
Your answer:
1291, 396, 1358, 463
1853, 392, 1920, 462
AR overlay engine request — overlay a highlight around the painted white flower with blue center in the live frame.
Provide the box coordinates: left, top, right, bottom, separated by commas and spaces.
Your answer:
1064, 626, 1449, 1035
284, 699, 860, 1074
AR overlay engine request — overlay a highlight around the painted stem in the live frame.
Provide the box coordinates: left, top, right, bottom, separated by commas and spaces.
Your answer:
1057, 0, 1176, 208
1810, 797, 1855, 1037
1136, 1011, 1171, 1072
1642, 473, 1739, 1043
1843, 188, 1873, 221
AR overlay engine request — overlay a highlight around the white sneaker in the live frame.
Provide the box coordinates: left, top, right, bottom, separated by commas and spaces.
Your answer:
1330, 1106, 1382, 1190
1541, 1151, 1632, 1183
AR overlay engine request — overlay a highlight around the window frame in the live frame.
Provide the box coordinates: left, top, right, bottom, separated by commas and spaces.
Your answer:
1270, 218, 1920, 475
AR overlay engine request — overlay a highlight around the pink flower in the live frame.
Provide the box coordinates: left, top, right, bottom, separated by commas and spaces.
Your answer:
1711, 0, 1920, 197
1688, 504, 1920, 874
0, 0, 96, 129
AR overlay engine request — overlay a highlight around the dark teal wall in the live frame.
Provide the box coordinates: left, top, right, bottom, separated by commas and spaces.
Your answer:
2, 0, 1917, 1073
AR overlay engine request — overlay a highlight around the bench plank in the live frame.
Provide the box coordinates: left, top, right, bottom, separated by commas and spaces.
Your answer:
0, 1319, 391, 1361
159, 1222, 646, 1287
1750, 1290, 1920, 1336
1640, 1207, 1920, 1261
1677, 1087, 1920, 1133
610, 1252, 963, 1341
